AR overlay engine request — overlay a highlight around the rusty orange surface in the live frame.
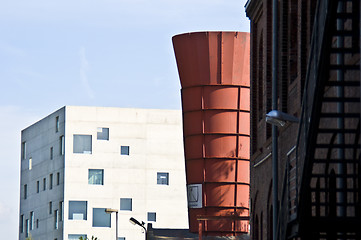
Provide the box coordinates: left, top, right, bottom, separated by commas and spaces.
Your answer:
173, 31, 250, 236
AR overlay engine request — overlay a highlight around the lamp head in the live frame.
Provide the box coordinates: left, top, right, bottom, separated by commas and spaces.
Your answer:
129, 217, 142, 226
266, 110, 299, 127
105, 208, 118, 214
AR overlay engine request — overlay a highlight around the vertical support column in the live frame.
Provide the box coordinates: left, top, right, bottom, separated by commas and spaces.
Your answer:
272, 0, 279, 239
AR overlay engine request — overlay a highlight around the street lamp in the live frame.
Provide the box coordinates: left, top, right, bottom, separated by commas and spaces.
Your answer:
129, 217, 146, 239
266, 110, 300, 127
266, 110, 299, 240
105, 208, 119, 240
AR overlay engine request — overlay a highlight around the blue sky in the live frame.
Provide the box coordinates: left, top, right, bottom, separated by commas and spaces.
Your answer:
0, 0, 249, 238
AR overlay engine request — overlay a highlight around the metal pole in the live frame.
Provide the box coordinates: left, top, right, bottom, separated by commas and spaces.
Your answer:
272, 0, 279, 239
116, 211, 118, 240
143, 225, 147, 240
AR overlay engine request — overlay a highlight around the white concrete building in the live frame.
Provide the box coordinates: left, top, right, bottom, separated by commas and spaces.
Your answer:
19, 106, 188, 240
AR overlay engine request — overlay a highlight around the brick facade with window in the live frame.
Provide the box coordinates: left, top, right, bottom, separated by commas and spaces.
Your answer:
246, 0, 316, 239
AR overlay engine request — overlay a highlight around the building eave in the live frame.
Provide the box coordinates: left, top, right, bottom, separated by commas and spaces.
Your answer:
245, 0, 262, 20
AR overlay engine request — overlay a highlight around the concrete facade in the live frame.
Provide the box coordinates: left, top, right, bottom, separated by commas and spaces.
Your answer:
19, 106, 188, 240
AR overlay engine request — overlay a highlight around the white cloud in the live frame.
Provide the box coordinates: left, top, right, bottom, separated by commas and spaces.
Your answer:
79, 46, 95, 99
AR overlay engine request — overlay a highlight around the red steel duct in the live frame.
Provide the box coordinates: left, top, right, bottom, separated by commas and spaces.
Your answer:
172, 32, 250, 236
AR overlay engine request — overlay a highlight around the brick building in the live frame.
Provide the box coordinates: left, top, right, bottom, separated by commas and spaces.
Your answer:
246, 0, 360, 239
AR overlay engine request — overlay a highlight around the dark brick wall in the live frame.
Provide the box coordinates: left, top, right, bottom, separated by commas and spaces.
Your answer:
246, 0, 316, 239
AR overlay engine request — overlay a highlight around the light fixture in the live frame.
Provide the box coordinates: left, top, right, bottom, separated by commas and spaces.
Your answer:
105, 208, 118, 214
129, 217, 147, 233
266, 108, 299, 240
105, 208, 119, 240
266, 110, 300, 127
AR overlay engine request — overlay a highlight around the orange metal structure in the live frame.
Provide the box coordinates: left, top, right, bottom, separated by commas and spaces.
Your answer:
172, 32, 250, 237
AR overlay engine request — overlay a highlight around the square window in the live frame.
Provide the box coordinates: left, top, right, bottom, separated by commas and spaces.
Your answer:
120, 198, 132, 211
68, 234, 87, 240
92, 208, 111, 227
157, 172, 169, 185
60, 136, 65, 155
69, 201, 87, 220
147, 212, 156, 222
73, 135, 92, 154
88, 169, 104, 185
120, 146, 129, 155
97, 127, 109, 140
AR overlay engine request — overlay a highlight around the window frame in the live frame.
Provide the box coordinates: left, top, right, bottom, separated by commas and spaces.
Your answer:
157, 172, 169, 185
73, 134, 92, 154
54, 209, 59, 229
60, 136, 65, 155
55, 116, 59, 132
30, 211, 34, 230
68, 201, 87, 220
57, 172, 60, 185
97, 127, 109, 140
120, 146, 130, 155
147, 212, 156, 222
68, 234, 87, 240
43, 178, 46, 191
88, 169, 104, 185
120, 198, 132, 211
50, 147, 53, 160
21, 141, 26, 160
20, 214, 24, 233
24, 184, 27, 199
29, 158, 32, 170
59, 201, 64, 221
50, 173, 53, 189
49, 201, 52, 215
25, 219, 29, 237
92, 208, 111, 228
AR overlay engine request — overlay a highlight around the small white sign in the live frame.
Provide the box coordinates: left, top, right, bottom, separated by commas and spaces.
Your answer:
187, 184, 202, 208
